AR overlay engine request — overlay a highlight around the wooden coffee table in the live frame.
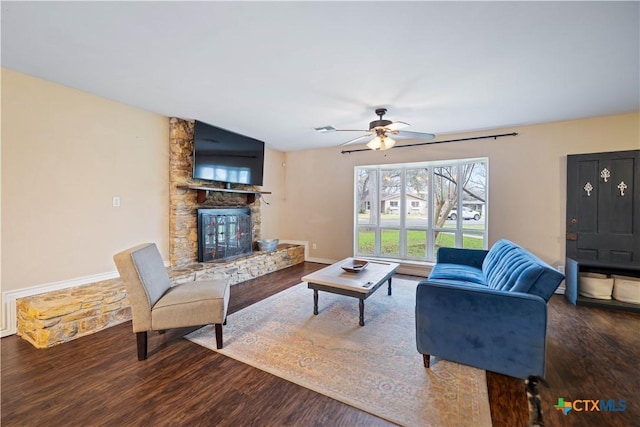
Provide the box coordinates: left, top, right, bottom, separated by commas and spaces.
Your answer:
302, 258, 400, 326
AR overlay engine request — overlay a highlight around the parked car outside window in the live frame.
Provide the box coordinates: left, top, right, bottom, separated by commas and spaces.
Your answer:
448, 207, 481, 220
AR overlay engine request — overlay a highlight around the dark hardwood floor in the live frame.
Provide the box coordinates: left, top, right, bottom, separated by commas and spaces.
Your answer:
2, 262, 639, 426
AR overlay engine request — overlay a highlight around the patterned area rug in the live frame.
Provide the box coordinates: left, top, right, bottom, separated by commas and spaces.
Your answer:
186, 279, 492, 426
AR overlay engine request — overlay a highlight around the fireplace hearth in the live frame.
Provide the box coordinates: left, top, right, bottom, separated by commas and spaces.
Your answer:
197, 208, 253, 262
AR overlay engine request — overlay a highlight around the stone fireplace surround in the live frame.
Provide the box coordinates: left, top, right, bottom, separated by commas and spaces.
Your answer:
16, 244, 304, 348
15, 118, 305, 348
169, 117, 264, 266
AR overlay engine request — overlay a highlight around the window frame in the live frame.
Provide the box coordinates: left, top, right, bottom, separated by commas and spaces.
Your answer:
354, 157, 488, 263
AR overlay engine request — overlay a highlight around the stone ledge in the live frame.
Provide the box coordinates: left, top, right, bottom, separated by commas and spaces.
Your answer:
17, 244, 304, 348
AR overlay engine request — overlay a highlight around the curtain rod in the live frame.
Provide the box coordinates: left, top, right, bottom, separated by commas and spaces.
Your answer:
340, 132, 518, 154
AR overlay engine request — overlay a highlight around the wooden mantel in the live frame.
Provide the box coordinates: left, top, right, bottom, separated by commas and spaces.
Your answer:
177, 184, 272, 204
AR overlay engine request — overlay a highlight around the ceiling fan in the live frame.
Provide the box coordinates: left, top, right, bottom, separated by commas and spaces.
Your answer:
323, 108, 436, 151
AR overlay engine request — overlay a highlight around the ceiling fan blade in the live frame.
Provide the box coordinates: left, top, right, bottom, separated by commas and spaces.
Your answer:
385, 121, 410, 131
340, 134, 372, 146
333, 129, 370, 132
392, 130, 436, 141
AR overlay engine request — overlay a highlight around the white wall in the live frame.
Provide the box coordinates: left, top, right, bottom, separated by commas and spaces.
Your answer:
282, 113, 639, 266
260, 147, 286, 240
1, 68, 170, 292
1, 69, 290, 335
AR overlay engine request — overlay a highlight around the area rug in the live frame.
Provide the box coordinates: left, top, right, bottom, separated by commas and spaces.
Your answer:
186, 279, 492, 426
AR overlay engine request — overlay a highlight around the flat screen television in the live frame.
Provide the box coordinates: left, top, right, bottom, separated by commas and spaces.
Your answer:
192, 120, 265, 186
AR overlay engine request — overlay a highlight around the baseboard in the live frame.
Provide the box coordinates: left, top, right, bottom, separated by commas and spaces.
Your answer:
0, 260, 170, 338
555, 282, 566, 295
361, 257, 432, 278
0, 251, 430, 337
397, 263, 431, 278
278, 240, 336, 265
306, 257, 337, 265
1, 271, 114, 337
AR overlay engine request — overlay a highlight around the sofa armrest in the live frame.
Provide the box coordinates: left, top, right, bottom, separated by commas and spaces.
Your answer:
436, 247, 488, 269
415, 280, 548, 379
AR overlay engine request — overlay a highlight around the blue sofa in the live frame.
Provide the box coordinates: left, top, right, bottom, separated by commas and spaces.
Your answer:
415, 239, 565, 379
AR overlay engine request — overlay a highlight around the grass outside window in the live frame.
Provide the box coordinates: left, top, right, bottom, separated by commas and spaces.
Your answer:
358, 229, 484, 257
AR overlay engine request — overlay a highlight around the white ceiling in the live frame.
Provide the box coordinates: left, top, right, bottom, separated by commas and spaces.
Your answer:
2, 1, 638, 152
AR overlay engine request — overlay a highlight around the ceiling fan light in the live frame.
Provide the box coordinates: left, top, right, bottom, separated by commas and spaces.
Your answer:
380, 136, 396, 150
367, 136, 382, 150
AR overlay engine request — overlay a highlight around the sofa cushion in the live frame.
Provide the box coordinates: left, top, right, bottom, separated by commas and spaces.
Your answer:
429, 263, 486, 286
131, 243, 172, 307
482, 239, 564, 301
152, 279, 229, 329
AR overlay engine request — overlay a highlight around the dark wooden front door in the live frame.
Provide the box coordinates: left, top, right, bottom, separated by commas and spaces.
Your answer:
566, 149, 639, 267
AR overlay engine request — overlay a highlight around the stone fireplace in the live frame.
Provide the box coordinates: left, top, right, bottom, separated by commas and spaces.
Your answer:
197, 208, 253, 262
169, 118, 262, 266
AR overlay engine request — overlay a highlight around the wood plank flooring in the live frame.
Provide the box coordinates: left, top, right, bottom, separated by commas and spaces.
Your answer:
2, 262, 639, 426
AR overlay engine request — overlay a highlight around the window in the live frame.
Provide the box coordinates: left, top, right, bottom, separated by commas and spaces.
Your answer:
355, 158, 487, 262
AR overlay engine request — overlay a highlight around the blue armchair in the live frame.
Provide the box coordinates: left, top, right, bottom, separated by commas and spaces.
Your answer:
415, 239, 565, 379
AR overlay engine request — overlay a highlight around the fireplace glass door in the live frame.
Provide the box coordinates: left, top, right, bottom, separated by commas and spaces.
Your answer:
197, 208, 252, 262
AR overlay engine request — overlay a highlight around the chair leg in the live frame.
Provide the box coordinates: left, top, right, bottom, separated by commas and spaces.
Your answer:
223, 316, 227, 326
215, 323, 223, 349
136, 332, 148, 361
423, 354, 430, 368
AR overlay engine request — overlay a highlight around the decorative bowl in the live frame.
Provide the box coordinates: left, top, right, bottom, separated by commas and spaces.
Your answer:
341, 259, 369, 273
257, 239, 279, 252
